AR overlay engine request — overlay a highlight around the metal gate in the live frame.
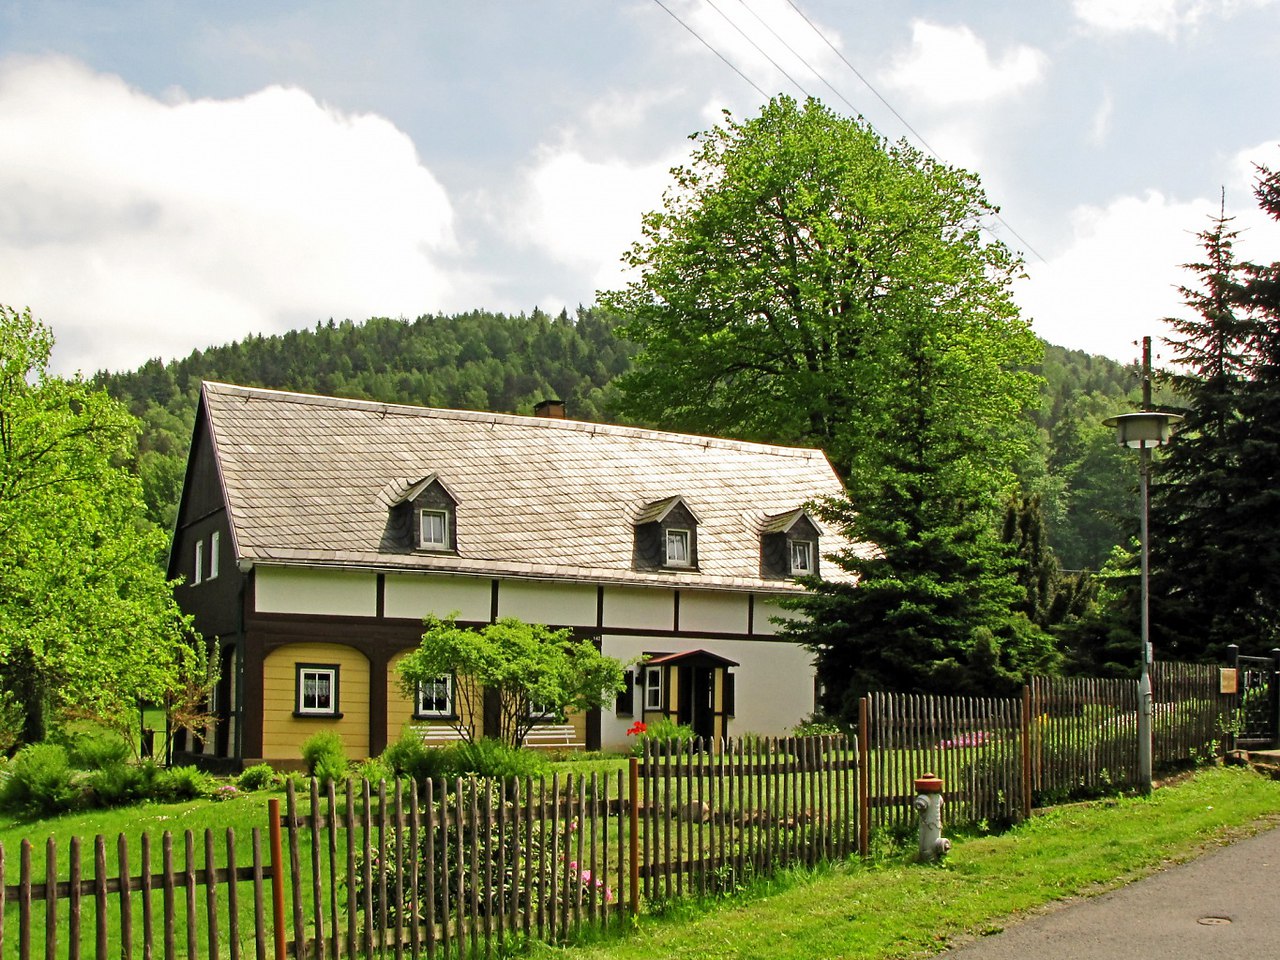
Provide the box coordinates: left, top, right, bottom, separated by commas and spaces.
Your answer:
1228, 646, 1280, 749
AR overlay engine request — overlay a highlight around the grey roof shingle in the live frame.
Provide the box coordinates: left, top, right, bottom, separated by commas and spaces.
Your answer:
204, 381, 858, 593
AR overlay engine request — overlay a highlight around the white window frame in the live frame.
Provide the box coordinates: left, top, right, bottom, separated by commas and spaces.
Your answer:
193, 539, 204, 585
789, 539, 815, 575
419, 509, 449, 551
664, 528, 691, 567
644, 666, 663, 711
297, 666, 338, 716
416, 675, 454, 718
209, 531, 221, 580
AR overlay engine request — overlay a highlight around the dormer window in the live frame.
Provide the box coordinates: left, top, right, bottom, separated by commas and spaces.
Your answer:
420, 509, 449, 551
761, 508, 822, 579
633, 496, 700, 572
790, 539, 814, 575
389, 473, 459, 555
666, 529, 691, 567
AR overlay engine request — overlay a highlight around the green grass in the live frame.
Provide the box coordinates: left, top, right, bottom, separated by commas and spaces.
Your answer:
523, 765, 1280, 960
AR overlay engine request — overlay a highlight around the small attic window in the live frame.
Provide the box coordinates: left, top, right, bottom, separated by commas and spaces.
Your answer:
789, 539, 814, 575
420, 509, 449, 551
761, 509, 821, 579
666, 529, 691, 567
390, 473, 459, 554
634, 496, 700, 572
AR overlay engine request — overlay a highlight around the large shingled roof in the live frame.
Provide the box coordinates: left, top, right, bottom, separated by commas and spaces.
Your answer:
202, 381, 856, 592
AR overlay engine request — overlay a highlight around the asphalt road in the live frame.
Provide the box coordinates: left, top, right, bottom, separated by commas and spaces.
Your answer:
937, 826, 1280, 959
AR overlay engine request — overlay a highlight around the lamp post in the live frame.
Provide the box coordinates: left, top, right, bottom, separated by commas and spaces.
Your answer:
1102, 337, 1183, 793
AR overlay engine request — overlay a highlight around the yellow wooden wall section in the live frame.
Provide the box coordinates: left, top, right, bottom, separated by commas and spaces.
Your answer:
262, 642, 370, 761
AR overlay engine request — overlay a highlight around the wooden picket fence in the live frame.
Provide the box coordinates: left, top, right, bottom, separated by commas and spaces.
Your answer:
861, 692, 1028, 833
0, 670, 1240, 959
0, 826, 277, 960
634, 735, 858, 903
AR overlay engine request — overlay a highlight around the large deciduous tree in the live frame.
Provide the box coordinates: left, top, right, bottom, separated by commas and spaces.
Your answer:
603, 96, 1052, 714
0, 306, 200, 747
397, 616, 627, 748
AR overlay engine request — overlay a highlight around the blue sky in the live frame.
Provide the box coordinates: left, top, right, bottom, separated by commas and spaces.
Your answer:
2, 0, 1278, 375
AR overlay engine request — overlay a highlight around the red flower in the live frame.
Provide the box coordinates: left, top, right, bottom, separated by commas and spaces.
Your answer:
626, 721, 648, 736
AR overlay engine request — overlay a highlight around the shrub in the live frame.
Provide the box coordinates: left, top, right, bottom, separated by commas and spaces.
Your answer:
381, 730, 453, 783
237, 763, 280, 792
68, 732, 132, 771
84, 760, 162, 808
792, 718, 846, 738
0, 742, 76, 816
301, 731, 349, 786
353, 757, 391, 785
631, 717, 696, 756
154, 763, 213, 802
446, 738, 548, 779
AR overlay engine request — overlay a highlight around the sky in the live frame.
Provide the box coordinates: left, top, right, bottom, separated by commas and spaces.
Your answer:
2, 1, 1279, 377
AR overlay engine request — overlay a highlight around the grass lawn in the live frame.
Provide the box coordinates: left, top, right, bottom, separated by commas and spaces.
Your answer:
524, 765, 1280, 960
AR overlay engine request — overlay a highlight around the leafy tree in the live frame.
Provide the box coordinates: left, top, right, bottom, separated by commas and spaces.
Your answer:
0, 306, 204, 747
396, 616, 627, 748
603, 96, 1050, 710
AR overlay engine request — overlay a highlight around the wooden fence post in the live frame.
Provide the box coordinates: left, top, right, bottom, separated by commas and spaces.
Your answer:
267, 798, 287, 960
1021, 685, 1033, 821
858, 696, 870, 858
628, 756, 640, 917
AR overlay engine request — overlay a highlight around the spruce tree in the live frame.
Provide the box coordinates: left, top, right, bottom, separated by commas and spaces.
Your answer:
1150, 201, 1263, 659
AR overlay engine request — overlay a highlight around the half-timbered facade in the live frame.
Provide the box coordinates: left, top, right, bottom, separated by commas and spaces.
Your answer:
170, 381, 855, 769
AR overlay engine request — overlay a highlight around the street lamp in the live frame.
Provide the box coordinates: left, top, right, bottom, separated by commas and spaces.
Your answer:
1103, 386, 1183, 793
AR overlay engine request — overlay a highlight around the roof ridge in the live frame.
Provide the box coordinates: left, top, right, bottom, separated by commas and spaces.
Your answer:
201, 380, 831, 461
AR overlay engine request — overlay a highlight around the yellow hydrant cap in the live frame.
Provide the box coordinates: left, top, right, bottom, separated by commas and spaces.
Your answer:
914, 773, 945, 793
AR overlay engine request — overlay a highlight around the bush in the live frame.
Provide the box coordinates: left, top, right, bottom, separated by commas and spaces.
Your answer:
0, 742, 76, 816
301, 730, 349, 786
68, 732, 132, 771
381, 730, 453, 783
446, 738, 548, 778
631, 717, 696, 756
237, 763, 281, 792
792, 718, 847, 738
84, 760, 162, 808
154, 763, 213, 802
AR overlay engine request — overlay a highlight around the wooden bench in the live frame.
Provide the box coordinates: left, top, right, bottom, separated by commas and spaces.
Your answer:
523, 724, 584, 751
411, 723, 470, 747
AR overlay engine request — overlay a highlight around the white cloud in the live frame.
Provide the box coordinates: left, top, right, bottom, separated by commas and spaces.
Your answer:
0, 55, 468, 375
1072, 0, 1276, 38
1090, 90, 1114, 145
1017, 140, 1280, 363
882, 21, 1047, 108
503, 138, 680, 295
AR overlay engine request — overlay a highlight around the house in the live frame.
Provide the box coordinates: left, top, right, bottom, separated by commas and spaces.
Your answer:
169, 381, 855, 769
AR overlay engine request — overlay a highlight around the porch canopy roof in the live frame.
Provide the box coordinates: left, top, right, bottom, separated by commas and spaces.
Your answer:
644, 649, 739, 669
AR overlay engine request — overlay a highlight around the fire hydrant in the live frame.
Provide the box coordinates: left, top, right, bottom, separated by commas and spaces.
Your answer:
912, 773, 951, 862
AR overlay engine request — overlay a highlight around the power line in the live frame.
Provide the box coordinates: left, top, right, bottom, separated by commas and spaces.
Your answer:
650, 0, 1047, 264
650, 0, 769, 100
701, 0, 813, 100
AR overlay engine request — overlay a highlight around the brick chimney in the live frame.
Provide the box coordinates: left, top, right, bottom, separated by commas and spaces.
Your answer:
534, 399, 566, 419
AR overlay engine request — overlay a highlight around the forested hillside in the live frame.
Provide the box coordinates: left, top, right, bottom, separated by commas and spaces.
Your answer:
96, 310, 1140, 570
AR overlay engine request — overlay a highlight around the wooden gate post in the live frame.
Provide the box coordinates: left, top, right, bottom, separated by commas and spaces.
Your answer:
267, 798, 287, 960
1021, 686, 1033, 821
857, 697, 870, 858
1271, 648, 1280, 750
628, 757, 640, 916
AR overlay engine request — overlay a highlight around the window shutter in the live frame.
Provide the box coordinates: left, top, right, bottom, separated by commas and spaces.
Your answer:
723, 672, 735, 718
615, 670, 635, 716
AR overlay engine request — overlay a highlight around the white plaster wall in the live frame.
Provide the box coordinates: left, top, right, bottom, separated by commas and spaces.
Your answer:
599, 634, 816, 752
679, 591, 749, 634
753, 596, 805, 636
497, 580, 597, 626
254, 567, 377, 617
384, 574, 492, 622
601, 586, 673, 631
